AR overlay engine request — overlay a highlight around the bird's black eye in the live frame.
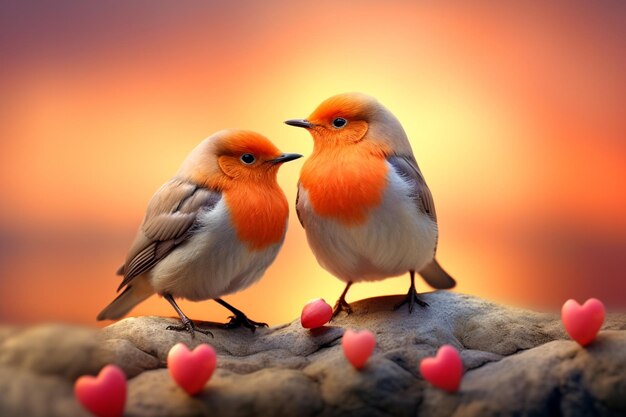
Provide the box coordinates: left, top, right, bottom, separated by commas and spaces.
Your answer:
240, 153, 255, 165
332, 117, 347, 129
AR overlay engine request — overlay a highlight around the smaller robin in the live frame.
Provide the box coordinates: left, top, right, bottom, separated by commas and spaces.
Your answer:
97, 129, 302, 337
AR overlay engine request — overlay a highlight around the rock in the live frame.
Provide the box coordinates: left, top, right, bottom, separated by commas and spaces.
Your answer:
0, 292, 624, 417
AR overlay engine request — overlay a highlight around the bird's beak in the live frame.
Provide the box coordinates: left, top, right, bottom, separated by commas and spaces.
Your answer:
268, 153, 303, 164
284, 119, 314, 129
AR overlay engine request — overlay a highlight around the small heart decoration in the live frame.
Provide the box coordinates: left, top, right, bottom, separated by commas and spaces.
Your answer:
74, 364, 126, 417
342, 329, 376, 369
420, 345, 463, 393
167, 343, 217, 395
301, 298, 333, 329
561, 298, 605, 346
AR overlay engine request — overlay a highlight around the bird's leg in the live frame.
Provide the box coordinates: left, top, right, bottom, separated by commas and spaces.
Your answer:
164, 294, 213, 338
332, 281, 354, 317
394, 271, 429, 313
214, 298, 268, 332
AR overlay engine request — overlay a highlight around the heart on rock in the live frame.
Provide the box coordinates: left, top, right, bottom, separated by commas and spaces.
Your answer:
167, 343, 217, 395
74, 364, 126, 417
301, 298, 333, 329
561, 298, 605, 346
342, 329, 376, 369
420, 345, 463, 393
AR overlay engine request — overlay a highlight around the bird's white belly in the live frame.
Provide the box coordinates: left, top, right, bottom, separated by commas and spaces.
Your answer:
149, 199, 283, 301
299, 168, 437, 282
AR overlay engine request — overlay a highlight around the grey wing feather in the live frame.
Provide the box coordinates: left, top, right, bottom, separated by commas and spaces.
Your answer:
387, 155, 437, 223
388, 156, 456, 289
295, 183, 304, 228
115, 179, 221, 291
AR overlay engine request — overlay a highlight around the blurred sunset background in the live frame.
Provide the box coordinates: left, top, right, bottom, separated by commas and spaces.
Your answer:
1, 1, 624, 327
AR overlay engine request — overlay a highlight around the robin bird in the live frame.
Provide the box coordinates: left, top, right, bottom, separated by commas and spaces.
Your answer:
97, 129, 302, 337
285, 93, 455, 316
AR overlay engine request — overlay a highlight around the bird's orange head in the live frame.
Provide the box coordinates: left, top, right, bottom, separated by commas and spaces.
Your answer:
178, 129, 302, 189
285, 92, 412, 155
178, 129, 301, 249
286, 94, 415, 224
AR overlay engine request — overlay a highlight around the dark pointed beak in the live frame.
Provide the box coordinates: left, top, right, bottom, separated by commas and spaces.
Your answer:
268, 153, 303, 164
284, 119, 314, 129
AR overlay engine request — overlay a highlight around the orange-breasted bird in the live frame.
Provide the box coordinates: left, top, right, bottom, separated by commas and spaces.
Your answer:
97, 129, 301, 337
285, 93, 456, 316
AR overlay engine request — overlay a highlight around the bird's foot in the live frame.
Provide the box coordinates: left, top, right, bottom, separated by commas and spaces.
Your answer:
394, 290, 429, 313
332, 298, 353, 318
166, 317, 214, 339
222, 313, 268, 332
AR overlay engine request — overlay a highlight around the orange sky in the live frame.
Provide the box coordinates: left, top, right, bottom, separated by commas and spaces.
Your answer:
1, 1, 625, 326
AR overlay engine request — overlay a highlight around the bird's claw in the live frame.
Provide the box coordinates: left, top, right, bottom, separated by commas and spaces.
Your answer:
166, 318, 214, 338
222, 314, 268, 332
394, 290, 429, 313
332, 298, 353, 318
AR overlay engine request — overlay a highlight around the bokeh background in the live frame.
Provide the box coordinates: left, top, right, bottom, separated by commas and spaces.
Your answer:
1, 1, 624, 326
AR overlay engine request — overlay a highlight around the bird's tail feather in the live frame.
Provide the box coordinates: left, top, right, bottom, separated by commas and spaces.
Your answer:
97, 279, 154, 321
419, 258, 456, 289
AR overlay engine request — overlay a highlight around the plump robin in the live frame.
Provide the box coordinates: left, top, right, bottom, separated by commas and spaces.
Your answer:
286, 93, 455, 315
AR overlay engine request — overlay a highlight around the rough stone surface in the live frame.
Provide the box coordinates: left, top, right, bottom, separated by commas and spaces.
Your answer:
0, 292, 625, 417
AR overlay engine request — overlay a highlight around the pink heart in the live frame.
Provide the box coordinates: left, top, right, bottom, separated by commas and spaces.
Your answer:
74, 365, 126, 417
420, 345, 463, 393
301, 298, 333, 329
167, 343, 217, 395
561, 298, 605, 346
342, 329, 376, 369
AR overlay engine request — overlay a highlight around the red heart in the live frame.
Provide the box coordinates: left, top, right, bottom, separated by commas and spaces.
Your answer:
301, 298, 333, 329
420, 345, 463, 393
342, 329, 376, 369
561, 298, 605, 346
74, 365, 126, 417
167, 343, 217, 395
